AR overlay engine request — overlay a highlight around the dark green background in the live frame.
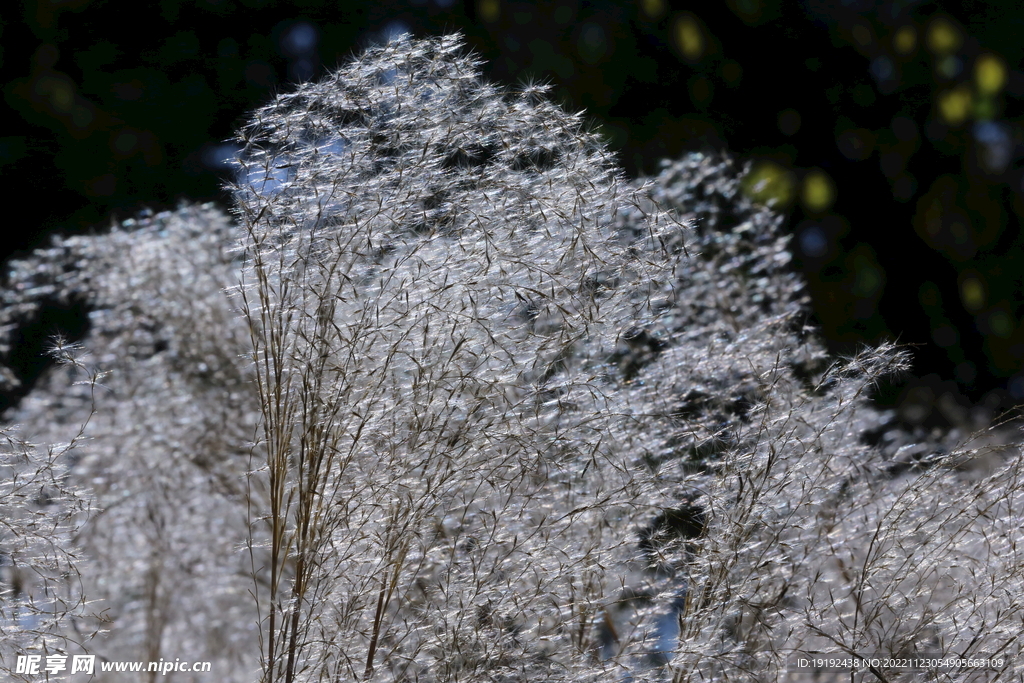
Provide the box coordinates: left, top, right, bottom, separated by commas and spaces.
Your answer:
3, 0, 1024, 424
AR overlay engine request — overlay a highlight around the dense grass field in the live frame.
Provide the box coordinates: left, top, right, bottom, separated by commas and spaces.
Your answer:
2, 34, 1022, 682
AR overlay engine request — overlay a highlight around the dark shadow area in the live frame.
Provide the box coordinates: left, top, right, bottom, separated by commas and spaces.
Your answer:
0, 295, 91, 416
5, 0, 1024, 417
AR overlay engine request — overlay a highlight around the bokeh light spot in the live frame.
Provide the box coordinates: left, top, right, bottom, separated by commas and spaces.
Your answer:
974, 120, 1012, 172
674, 14, 704, 61
479, 0, 499, 23
894, 25, 916, 54
802, 169, 835, 213
927, 16, 962, 54
938, 85, 972, 125
799, 224, 828, 258
936, 55, 962, 79
641, 0, 666, 20
988, 310, 1014, 338
960, 276, 985, 312
741, 160, 795, 208
975, 54, 1007, 95
279, 21, 318, 58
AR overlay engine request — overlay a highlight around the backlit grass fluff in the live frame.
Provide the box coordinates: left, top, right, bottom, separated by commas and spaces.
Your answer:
0, 31, 1021, 683
231, 31, 688, 682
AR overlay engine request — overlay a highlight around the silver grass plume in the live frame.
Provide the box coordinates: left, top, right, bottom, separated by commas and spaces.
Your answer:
0, 30, 1020, 683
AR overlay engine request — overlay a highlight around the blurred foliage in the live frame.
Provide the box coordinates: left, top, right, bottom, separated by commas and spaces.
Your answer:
2, 0, 1024, 414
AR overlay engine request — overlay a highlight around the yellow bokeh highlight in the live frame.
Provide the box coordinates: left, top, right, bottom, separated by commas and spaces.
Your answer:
478, 0, 499, 23
961, 276, 985, 312
894, 25, 916, 54
741, 160, 795, 208
674, 14, 704, 61
975, 53, 1007, 95
938, 85, 972, 125
641, 0, 666, 19
802, 170, 835, 213
927, 16, 961, 54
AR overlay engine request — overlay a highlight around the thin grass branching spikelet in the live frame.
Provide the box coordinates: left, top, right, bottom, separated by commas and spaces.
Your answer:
1, 204, 259, 678
649, 340, 1024, 682
0, 29, 1019, 683
231, 32, 1024, 683
231, 32, 687, 682
0, 338, 96, 680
